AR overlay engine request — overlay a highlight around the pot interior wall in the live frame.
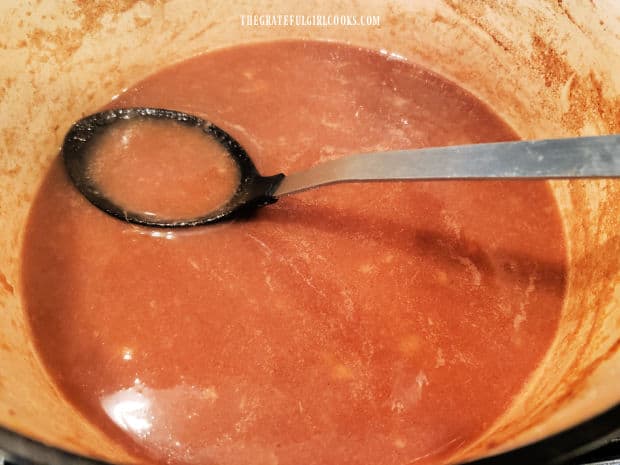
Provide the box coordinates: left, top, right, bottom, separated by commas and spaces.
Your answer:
0, 1, 618, 464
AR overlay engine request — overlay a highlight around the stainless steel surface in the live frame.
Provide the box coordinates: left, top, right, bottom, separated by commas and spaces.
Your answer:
275, 135, 620, 196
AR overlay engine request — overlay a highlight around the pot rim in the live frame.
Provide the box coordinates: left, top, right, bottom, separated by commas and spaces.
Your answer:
1, 402, 619, 465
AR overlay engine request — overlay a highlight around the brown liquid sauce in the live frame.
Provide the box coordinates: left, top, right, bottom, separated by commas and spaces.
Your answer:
86, 118, 240, 220
22, 41, 567, 465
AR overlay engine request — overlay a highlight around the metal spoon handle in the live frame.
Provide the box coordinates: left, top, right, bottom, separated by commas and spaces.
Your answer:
275, 135, 620, 197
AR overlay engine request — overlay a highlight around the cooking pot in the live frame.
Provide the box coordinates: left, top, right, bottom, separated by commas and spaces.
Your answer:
0, 1, 619, 464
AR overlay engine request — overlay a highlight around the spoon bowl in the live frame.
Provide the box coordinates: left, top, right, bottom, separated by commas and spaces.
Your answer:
62, 108, 284, 227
